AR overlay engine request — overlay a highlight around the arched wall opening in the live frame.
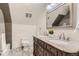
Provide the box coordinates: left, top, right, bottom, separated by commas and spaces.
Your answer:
0, 3, 12, 49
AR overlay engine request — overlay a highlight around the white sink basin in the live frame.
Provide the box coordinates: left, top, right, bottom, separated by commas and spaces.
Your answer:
49, 39, 68, 45
39, 36, 68, 45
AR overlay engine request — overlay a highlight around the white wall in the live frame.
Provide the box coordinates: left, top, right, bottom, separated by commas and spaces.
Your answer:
0, 9, 5, 34
36, 8, 47, 35
0, 9, 5, 52
9, 3, 47, 49
9, 3, 46, 25
75, 3, 79, 30
0, 23, 5, 33
12, 24, 36, 49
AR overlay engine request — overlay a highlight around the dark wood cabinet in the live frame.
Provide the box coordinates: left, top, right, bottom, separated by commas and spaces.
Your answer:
33, 37, 79, 56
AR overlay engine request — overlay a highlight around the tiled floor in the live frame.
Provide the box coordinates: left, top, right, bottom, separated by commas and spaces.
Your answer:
8, 47, 33, 56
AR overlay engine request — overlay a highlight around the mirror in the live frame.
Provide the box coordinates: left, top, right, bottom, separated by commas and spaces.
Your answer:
46, 3, 73, 28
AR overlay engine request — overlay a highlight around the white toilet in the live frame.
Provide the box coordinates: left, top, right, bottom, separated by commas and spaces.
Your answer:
21, 39, 32, 56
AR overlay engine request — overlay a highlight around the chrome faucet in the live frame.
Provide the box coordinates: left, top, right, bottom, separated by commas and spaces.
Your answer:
59, 33, 65, 40
59, 33, 70, 41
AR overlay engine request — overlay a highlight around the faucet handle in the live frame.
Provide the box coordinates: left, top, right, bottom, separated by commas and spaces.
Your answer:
66, 37, 70, 41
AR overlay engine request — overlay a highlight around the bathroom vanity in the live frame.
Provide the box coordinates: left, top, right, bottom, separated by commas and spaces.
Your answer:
33, 36, 79, 56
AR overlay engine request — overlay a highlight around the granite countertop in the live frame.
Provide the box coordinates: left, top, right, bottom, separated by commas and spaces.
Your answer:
34, 35, 79, 53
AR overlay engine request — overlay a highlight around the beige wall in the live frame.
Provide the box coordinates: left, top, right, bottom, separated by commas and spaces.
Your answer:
9, 3, 47, 49
9, 3, 46, 25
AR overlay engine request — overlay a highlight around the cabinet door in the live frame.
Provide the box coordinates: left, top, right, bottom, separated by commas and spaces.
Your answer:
33, 38, 39, 56
57, 50, 63, 56
33, 37, 78, 56
43, 49, 52, 56
37, 45, 44, 56
46, 43, 57, 56
33, 42, 38, 56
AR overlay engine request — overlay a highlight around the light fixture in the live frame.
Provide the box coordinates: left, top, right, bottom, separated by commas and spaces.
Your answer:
25, 13, 32, 18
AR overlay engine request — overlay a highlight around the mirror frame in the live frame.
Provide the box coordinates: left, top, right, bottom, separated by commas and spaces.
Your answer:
46, 3, 73, 29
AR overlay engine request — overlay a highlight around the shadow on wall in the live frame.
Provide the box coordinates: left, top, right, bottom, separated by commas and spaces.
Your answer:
0, 3, 12, 49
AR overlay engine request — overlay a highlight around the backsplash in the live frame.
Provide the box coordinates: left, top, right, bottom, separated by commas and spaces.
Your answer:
53, 28, 79, 41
